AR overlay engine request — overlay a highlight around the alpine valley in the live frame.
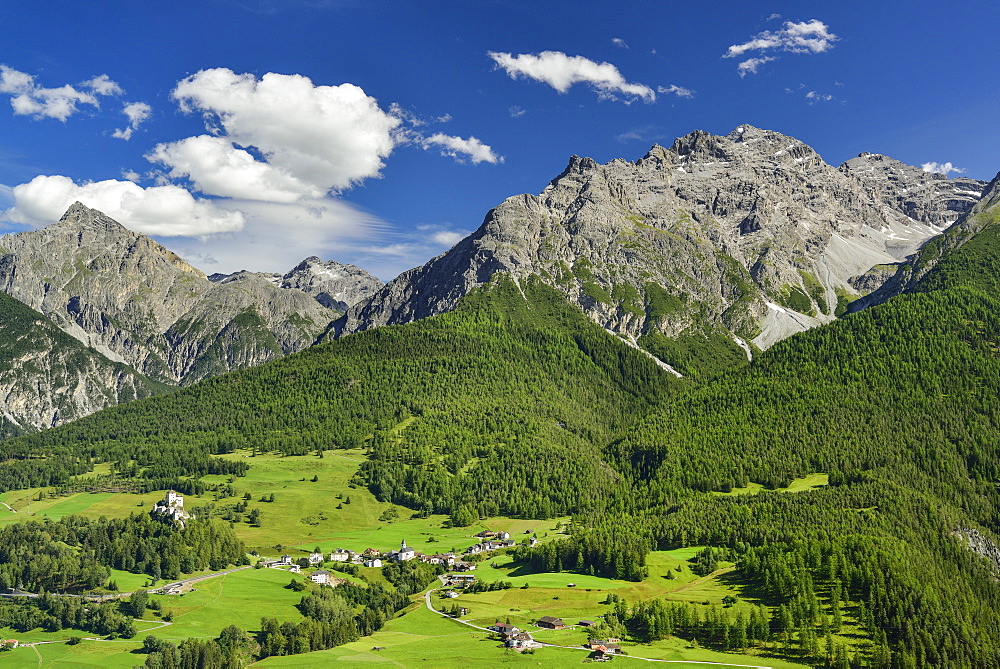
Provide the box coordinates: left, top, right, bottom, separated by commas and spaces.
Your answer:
2, 126, 1000, 668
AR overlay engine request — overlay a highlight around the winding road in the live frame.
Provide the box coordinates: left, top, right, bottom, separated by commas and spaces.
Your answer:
421, 579, 771, 667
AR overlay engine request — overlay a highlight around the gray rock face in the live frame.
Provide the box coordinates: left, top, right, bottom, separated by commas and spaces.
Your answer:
840, 153, 984, 228
209, 257, 382, 311
0, 291, 161, 433
954, 527, 1000, 574
278, 256, 383, 311
851, 170, 1000, 307
0, 203, 340, 385
337, 125, 986, 349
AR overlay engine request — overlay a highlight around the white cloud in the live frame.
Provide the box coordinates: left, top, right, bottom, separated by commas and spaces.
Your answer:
805, 91, 833, 103
725, 20, 838, 75
615, 125, 664, 143
4, 174, 244, 236
508, 105, 526, 118
82, 74, 123, 96
169, 68, 401, 197
147, 134, 322, 202
921, 161, 966, 176
0, 183, 13, 209
737, 56, 777, 78
166, 196, 387, 275
432, 230, 465, 246
657, 84, 694, 98
611, 37, 629, 49
2, 174, 395, 276
0, 65, 121, 121
488, 50, 656, 102
113, 101, 152, 140
421, 133, 503, 164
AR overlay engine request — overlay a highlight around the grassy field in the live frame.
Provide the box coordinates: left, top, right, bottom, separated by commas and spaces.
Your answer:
0, 452, 824, 667
3, 640, 145, 668
255, 597, 809, 668
444, 547, 747, 635
711, 473, 829, 497
147, 566, 306, 640
0, 451, 566, 557
199, 450, 567, 555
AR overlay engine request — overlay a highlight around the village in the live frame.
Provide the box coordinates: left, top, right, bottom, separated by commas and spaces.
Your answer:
258, 528, 529, 586
249, 528, 625, 660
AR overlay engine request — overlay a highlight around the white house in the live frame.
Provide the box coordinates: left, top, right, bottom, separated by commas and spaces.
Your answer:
364, 558, 382, 568
310, 570, 331, 584
329, 549, 352, 562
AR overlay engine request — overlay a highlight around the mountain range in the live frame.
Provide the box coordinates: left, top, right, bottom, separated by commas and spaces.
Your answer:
0, 125, 988, 430
3, 124, 1000, 665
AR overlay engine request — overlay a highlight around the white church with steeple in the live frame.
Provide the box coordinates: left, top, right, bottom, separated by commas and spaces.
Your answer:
392, 539, 416, 562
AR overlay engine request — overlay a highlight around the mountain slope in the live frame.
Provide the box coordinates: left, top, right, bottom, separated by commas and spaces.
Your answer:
337, 125, 984, 355
0, 276, 678, 517
851, 170, 1000, 306
0, 203, 339, 385
209, 256, 383, 312
0, 291, 165, 436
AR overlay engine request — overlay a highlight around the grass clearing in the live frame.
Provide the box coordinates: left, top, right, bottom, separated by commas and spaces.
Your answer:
712, 473, 829, 496
147, 565, 306, 640
5, 640, 145, 668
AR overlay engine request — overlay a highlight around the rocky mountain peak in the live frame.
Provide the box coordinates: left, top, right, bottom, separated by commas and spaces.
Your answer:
56, 201, 125, 230
337, 125, 989, 353
279, 256, 384, 311
0, 204, 339, 385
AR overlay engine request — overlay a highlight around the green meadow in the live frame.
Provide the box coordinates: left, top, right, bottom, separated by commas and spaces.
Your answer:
710, 473, 829, 497
0, 451, 821, 667
191, 450, 564, 556
255, 596, 808, 669
146, 566, 306, 640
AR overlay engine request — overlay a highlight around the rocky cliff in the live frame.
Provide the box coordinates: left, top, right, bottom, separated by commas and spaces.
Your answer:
337, 125, 985, 350
851, 170, 1000, 307
0, 203, 339, 385
0, 290, 163, 434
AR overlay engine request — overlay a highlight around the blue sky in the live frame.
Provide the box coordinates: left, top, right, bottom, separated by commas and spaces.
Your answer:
1, 0, 998, 279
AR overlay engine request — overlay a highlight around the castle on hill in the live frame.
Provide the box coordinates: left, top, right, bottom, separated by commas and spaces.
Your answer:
151, 490, 191, 526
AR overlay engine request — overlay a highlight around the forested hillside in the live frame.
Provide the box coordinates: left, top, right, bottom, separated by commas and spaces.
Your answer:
0, 276, 678, 518
5, 189, 1000, 665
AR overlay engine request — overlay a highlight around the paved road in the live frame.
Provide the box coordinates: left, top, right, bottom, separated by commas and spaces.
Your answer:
0, 564, 254, 603
156, 564, 253, 594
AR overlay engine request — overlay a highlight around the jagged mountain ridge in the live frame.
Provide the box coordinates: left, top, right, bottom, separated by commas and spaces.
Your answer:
210, 256, 383, 312
337, 125, 985, 351
0, 203, 339, 385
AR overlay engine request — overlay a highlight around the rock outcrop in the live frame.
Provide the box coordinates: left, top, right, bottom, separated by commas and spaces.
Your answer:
0, 290, 162, 434
336, 125, 986, 349
278, 256, 383, 311
0, 203, 340, 385
851, 170, 1000, 308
